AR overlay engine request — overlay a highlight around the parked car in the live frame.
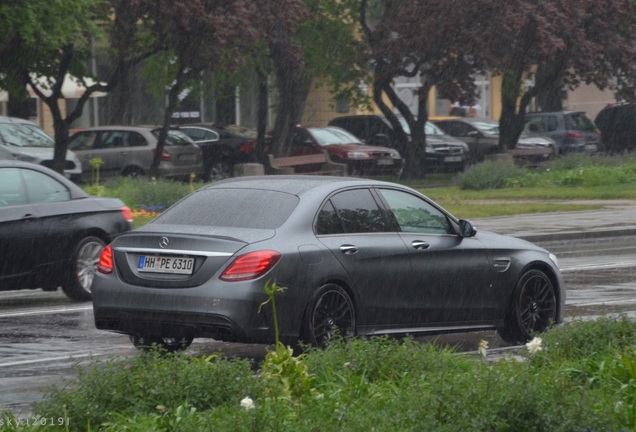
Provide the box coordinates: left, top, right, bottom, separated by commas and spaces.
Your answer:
523, 111, 601, 154
433, 118, 555, 162
92, 176, 564, 351
180, 123, 269, 180
594, 103, 636, 153
67, 126, 203, 182
290, 126, 403, 176
328, 115, 469, 172
0, 160, 133, 301
0, 116, 82, 181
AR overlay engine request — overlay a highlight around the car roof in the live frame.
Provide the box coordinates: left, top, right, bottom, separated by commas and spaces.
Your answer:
73, 126, 154, 132
208, 175, 400, 195
0, 116, 39, 126
525, 111, 586, 116
0, 160, 88, 197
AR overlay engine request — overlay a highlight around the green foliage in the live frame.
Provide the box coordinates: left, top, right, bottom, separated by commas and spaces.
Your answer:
457, 159, 524, 190
17, 316, 634, 431
258, 280, 316, 402
33, 350, 259, 430
85, 177, 205, 211
457, 153, 636, 191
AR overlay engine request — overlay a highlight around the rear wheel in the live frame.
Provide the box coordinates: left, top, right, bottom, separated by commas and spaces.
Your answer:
130, 335, 194, 352
303, 284, 355, 348
498, 269, 557, 344
123, 166, 144, 178
61, 236, 105, 301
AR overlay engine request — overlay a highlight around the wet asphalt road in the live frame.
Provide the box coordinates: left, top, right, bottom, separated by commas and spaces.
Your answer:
1, 235, 635, 417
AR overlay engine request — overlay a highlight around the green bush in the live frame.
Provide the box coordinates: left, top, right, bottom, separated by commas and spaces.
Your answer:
85, 177, 206, 211
22, 316, 635, 431
457, 159, 524, 190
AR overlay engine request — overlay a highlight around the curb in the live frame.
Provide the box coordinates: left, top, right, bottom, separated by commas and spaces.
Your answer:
516, 227, 636, 243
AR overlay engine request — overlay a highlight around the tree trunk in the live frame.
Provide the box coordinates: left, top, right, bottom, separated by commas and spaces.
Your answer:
151, 64, 185, 176
256, 68, 269, 166
270, 43, 311, 157
109, 62, 134, 125
535, 63, 566, 112
499, 69, 525, 151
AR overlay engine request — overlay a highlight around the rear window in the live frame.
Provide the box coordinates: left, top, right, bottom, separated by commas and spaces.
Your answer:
153, 188, 299, 229
565, 113, 596, 131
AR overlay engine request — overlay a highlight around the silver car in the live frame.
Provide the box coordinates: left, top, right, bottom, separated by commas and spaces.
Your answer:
0, 116, 82, 181
68, 126, 203, 182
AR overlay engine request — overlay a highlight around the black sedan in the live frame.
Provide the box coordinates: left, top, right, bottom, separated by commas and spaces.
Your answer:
180, 124, 268, 180
0, 161, 133, 301
92, 176, 564, 351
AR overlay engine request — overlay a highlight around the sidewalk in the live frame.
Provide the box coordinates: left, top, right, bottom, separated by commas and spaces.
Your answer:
470, 200, 636, 242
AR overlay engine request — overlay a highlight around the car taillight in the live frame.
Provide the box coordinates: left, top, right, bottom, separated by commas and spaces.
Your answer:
152, 148, 172, 162
565, 131, 583, 139
239, 140, 256, 154
220, 250, 281, 281
121, 205, 133, 224
98, 245, 113, 274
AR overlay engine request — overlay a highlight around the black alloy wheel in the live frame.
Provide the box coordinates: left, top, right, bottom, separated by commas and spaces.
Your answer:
499, 269, 557, 344
304, 285, 355, 348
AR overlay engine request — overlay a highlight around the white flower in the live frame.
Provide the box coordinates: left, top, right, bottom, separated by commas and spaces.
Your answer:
240, 396, 255, 410
526, 337, 543, 354
478, 339, 488, 358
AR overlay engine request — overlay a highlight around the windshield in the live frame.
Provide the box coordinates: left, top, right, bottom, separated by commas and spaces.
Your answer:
470, 120, 499, 136
425, 122, 445, 136
0, 123, 55, 148
152, 129, 194, 146
309, 127, 363, 146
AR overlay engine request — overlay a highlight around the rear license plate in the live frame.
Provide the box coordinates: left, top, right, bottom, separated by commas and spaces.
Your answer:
138, 256, 194, 274
444, 156, 463, 162
179, 154, 197, 163
377, 159, 394, 165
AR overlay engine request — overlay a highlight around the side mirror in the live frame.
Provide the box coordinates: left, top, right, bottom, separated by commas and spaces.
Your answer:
459, 219, 477, 238
467, 131, 482, 138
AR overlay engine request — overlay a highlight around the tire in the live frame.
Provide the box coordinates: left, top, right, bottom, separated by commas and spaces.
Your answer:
302, 284, 355, 348
123, 166, 144, 178
130, 335, 194, 352
498, 269, 557, 344
61, 236, 105, 302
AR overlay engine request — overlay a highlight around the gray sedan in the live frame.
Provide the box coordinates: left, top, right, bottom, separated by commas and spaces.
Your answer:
92, 176, 564, 351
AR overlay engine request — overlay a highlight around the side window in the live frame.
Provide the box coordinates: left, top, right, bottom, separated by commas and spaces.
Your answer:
22, 169, 70, 204
545, 116, 558, 132
0, 168, 27, 206
292, 130, 312, 147
329, 189, 388, 233
203, 130, 219, 141
68, 132, 97, 151
315, 200, 344, 235
378, 189, 451, 235
128, 132, 147, 147
98, 131, 127, 149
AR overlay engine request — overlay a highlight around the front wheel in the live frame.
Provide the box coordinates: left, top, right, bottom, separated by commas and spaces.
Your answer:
61, 236, 105, 301
302, 284, 355, 348
498, 269, 557, 344
130, 335, 194, 352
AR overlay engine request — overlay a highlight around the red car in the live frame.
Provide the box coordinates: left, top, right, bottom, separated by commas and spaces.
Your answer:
290, 126, 403, 176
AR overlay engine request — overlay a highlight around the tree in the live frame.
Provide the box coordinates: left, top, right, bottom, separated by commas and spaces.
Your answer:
0, 0, 160, 174
474, 0, 636, 150
358, 0, 484, 178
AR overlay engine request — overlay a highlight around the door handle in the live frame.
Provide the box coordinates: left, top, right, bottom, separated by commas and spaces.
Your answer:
411, 240, 430, 250
339, 245, 358, 255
